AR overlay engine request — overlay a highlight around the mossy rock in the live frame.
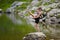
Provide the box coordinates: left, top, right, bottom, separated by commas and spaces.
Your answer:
45, 8, 51, 12
56, 14, 60, 18
49, 14, 55, 17
44, 2, 50, 6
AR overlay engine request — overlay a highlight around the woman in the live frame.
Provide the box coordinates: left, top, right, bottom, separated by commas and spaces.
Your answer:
29, 7, 42, 32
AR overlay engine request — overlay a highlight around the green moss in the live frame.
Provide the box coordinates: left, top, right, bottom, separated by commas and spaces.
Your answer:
56, 14, 60, 18
49, 14, 55, 17
44, 2, 50, 6
24, 10, 35, 16
51, 0, 55, 3
24, 13, 29, 16
31, 10, 35, 13
16, 3, 29, 11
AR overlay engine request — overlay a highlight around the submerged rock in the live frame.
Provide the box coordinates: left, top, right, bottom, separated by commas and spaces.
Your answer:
0, 9, 3, 16
0, 9, 3, 13
23, 32, 46, 40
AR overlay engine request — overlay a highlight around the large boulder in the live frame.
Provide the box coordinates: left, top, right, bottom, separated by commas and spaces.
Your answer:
23, 32, 46, 40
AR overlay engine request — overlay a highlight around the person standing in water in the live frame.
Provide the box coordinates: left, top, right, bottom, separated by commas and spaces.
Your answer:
28, 7, 42, 32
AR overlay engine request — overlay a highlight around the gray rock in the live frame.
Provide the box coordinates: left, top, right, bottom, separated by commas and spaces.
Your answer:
6, 8, 12, 14
11, 1, 24, 9
55, 0, 60, 3
41, 0, 51, 4
23, 32, 46, 40
41, 3, 60, 11
0, 9, 3, 13
46, 9, 60, 25
48, 3, 60, 8
11, 1, 19, 7
31, 0, 39, 6
47, 9, 60, 15
0, 9, 3, 16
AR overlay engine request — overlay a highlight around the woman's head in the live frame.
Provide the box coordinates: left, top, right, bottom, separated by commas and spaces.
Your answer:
37, 7, 42, 11
36, 7, 42, 12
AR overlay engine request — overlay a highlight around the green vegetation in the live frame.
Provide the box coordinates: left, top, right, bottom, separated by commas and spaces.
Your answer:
0, 14, 36, 40
0, 0, 32, 11
16, 3, 29, 11
44, 2, 50, 6
51, 0, 55, 3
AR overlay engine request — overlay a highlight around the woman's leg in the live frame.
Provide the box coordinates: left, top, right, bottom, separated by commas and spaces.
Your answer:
34, 23, 40, 32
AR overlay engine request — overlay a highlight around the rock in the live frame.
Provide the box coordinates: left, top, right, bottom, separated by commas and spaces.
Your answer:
41, 3, 60, 11
31, 0, 39, 6
50, 17, 57, 24
55, 0, 60, 3
46, 8, 60, 25
50, 39, 54, 40
47, 9, 60, 15
11, 1, 19, 7
41, 0, 51, 4
57, 19, 60, 24
23, 32, 46, 40
0, 9, 3, 13
6, 8, 12, 14
11, 1, 24, 9
0, 9, 3, 16
58, 21, 60, 24
6, 8, 15, 14
48, 3, 60, 8
31, 7, 38, 10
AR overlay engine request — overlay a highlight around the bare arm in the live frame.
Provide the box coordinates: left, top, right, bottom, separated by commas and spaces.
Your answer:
28, 11, 42, 18
28, 11, 34, 17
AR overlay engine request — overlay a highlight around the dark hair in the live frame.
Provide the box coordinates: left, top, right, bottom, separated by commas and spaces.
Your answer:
37, 7, 42, 11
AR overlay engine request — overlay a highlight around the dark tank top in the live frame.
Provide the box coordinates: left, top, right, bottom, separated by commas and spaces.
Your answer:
34, 12, 40, 20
